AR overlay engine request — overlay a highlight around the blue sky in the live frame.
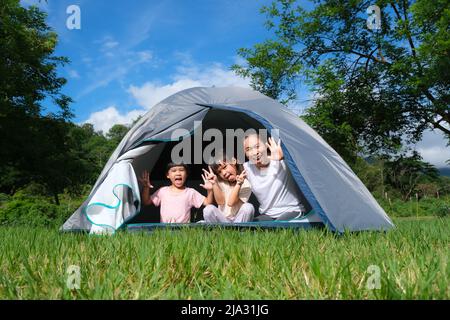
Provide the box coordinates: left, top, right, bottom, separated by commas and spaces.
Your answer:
21, 0, 449, 168
25, 0, 278, 126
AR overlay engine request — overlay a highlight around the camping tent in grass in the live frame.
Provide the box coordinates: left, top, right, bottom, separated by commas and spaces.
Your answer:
62, 86, 394, 234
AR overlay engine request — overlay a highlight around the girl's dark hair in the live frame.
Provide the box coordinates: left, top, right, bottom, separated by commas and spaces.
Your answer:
210, 155, 243, 177
209, 162, 222, 175
166, 162, 189, 174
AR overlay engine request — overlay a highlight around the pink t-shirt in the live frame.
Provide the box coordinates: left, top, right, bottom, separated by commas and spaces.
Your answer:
150, 186, 205, 223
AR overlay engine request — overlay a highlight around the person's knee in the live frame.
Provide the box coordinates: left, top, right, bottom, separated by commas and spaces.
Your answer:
239, 203, 254, 221
203, 205, 216, 218
241, 203, 255, 215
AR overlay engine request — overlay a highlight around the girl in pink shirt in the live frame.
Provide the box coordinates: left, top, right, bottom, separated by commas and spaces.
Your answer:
139, 163, 214, 223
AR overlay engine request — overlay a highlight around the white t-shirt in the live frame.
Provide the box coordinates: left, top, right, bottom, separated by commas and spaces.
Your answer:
243, 160, 304, 218
217, 179, 252, 219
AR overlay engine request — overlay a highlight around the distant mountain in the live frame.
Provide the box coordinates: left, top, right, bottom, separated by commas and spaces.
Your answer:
438, 167, 450, 177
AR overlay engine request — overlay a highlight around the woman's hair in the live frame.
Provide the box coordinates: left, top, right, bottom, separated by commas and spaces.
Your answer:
166, 162, 189, 174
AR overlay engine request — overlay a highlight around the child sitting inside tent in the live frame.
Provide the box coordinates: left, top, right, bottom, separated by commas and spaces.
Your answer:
201, 156, 254, 223
138, 163, 214, 223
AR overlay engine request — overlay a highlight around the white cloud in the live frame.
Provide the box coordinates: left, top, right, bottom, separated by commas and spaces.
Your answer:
232, 54, 248, 67
78, 50, 154, 97
84, 59, 250, 133
81, 56, 92, 65
415, 129, 450, 168
128, 79, 201, 109
67, 69, 80, 79
176, 63, 249, 87
96, 36, 120, 52
83, 106, 144, 134
77, 31, 156, 99
103, 40, 119, 50
128, 61, 250, 109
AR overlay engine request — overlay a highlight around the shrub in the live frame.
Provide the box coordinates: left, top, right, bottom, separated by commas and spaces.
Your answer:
0, 193, 11, 204
435, 203, 449, 218
376, 194, 450, 217
416, 183, 439, 198
0, 182, 87, 228
0, 198, 72, 228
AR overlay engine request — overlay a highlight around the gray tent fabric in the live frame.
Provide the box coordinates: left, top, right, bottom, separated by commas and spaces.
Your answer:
62, 86, 394, 233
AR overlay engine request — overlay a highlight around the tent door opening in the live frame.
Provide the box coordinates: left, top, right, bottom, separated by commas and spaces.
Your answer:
125, 109, 314, 225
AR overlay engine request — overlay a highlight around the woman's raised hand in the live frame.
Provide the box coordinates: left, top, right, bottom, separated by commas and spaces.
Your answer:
266, 137, 284, 161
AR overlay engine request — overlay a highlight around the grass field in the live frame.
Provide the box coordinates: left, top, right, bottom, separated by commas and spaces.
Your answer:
0, 217, 448, 299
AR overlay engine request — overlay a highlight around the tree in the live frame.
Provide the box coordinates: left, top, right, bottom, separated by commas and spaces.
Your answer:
106, 124, 129, 147
0, 0, 72, 117
30, 118, 88, 205
68, 123, 129, 184
67, 123, 109, 180
233, 0, 449, 160
383, 151, 439, 200
0, 0, 74, 199
65, 123, 131, 189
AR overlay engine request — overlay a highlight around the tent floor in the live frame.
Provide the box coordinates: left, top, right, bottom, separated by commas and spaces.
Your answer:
125, 221, 325, 232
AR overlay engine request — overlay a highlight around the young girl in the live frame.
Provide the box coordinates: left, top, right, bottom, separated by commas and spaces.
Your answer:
202, 156, 254, 223
139, 163, 214, 223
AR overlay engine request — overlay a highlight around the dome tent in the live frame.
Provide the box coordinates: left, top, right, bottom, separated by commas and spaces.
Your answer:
62, 86, 394, 234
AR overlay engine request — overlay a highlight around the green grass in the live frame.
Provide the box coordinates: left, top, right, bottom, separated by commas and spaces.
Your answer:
376, 195, 450, 218
0, 218, 448, 299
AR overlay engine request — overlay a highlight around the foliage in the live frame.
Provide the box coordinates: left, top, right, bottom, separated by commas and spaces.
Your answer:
106, 124, 130, 146
435, 202, 449, 217
65, 123, 128, 189
233, 0, 450, 160
0, 0, 72, 118
0, 188, 84, 228
0, 2, 132, 202
0, 182, 86, 227
436, 176, 450, 195
0, 0, 75, 199
1, 116, 130, 201
0, 199, 64, 227
382, 151, 439, 200
376, 194, 450, 217
351, 156, 385, 194
0, 194, 11, 208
